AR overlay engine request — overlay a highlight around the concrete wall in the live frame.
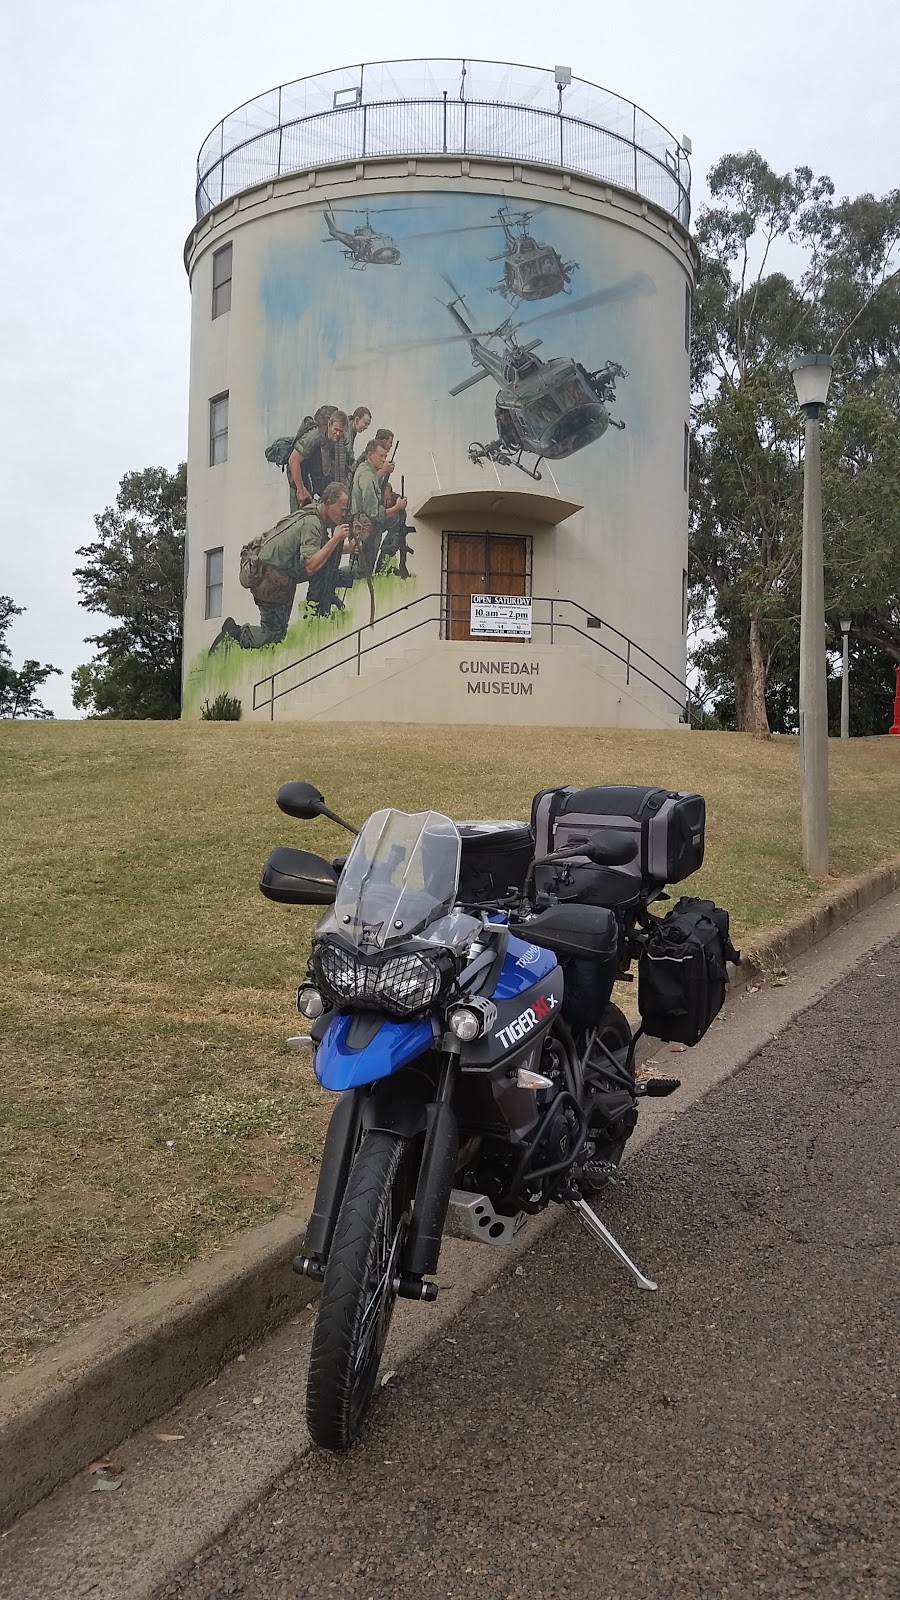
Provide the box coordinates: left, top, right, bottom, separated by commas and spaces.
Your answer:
183, 155, 697, 726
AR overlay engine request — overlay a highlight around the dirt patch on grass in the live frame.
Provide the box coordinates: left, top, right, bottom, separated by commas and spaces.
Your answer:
1, 721, 898, 1372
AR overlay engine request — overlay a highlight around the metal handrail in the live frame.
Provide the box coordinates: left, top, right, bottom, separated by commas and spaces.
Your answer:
534, 597, 692, 701
251, 592, 701, 723
195, 58, 691, 226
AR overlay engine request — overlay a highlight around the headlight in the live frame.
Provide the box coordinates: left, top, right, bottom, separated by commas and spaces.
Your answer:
314, 943, 449, 1017
297, 984, 325, 1019
449, 1007, 481, 1042
448, 998, 498, 1041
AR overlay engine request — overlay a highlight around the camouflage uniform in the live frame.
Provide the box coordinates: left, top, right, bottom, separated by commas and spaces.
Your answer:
350, 458, 388, 572
289, 427, 348, 510
236, 509, 345, 647
343, 423, 362, 478
377, 486, 406, 570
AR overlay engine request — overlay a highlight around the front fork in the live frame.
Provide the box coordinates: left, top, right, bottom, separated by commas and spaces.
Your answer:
295, 1052, 460, 1300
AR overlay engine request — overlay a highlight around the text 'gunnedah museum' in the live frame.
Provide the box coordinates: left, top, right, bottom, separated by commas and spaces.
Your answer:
182, 60, 696, 726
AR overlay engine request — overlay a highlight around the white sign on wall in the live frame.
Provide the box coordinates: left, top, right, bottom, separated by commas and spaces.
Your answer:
469, 594, 533, 640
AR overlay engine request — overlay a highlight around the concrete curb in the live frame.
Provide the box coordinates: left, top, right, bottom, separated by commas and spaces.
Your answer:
3, 853, 900, 1529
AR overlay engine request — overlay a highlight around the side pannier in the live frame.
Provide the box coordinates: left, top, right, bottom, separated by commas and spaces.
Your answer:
531, 785, 706, 906
638, 896, 740, 1045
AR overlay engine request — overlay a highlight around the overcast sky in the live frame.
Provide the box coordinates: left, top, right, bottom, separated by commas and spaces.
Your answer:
1, 0, 897, 716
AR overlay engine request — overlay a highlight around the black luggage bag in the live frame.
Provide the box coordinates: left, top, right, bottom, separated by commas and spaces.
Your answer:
638, 896, 740, 1045
457, 819, 534, 905
531, 784, 706, 906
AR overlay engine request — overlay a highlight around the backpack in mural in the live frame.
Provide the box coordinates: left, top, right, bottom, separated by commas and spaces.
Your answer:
239, 536, 295, 603
265, 417, 315, 471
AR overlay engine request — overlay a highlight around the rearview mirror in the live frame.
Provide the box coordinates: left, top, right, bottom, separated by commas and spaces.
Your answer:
277, 782, 327, 821
581, 830, 639, 868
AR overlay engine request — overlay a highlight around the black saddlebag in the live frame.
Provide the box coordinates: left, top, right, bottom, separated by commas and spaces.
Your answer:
638, 897, 740, 1045
531, 784, 705, 906
457, 819, 534, 905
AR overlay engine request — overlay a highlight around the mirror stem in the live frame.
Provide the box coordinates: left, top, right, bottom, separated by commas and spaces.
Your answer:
318, 804, 359, 836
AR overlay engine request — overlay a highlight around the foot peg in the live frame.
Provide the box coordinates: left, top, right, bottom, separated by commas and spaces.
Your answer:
639, 1076, 681, 1097
568, 1198, 658, 1292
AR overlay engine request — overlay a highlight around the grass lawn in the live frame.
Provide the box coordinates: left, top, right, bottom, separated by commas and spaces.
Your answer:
1, 720, 898, 1373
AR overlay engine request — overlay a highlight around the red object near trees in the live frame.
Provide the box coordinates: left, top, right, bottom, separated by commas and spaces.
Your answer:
889, 666, 900, 735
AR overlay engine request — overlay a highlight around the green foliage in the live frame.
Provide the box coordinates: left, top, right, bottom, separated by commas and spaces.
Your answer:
0, 596, 61, 719
73, 464, 186, 719
200, 692, 243, 721
691, 154, 900, 734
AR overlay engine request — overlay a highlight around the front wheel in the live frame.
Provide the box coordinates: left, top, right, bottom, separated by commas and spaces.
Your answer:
306, 1131, 417, 1450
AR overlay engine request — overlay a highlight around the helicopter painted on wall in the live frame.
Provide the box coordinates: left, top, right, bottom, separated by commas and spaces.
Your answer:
488, 204, 578, 306
439, 276, 645, 480
322, 207, 403, 268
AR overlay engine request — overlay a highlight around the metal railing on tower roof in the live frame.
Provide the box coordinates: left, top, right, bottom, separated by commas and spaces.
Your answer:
195, 58, 691, 227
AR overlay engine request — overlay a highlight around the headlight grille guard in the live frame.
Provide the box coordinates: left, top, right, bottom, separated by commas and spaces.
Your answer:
312, 937, 459, 1019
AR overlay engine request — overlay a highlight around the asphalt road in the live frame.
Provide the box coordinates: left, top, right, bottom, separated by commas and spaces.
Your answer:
153, 935, 900, 1600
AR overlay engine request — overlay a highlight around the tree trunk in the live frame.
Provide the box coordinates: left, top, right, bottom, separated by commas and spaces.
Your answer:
748, 615, 771, 737
733, 633, 754, 732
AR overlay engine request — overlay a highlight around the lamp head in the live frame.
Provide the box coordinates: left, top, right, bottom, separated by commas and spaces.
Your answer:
840, 617, 852, 636
790, 353, 833, 416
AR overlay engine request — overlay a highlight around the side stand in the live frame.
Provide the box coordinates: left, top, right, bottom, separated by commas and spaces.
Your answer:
567, 1197, 658, 1291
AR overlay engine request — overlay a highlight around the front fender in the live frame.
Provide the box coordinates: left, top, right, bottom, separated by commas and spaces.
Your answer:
314, 1010, 435, 1092
362, 1065, 436, 1139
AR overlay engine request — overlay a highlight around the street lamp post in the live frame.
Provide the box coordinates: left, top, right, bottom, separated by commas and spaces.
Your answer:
790, 353, 833, 878
840, 617, 851, 739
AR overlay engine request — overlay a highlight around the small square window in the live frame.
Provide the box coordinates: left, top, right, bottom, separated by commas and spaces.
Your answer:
212, 244, 232, 319
209, 393, 229, 466
205, 548, 224, 619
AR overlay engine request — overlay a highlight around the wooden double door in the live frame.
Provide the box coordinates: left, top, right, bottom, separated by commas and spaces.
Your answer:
443, 533, 532, 642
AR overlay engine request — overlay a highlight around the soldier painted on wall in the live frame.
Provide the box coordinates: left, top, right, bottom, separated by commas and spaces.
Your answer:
208, 483, 355, 651
287, 408, 348, 509
350, 439, 408, 575
344, 406, 372, 475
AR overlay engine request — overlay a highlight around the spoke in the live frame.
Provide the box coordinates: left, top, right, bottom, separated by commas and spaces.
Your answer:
352, 1194, 405, 1376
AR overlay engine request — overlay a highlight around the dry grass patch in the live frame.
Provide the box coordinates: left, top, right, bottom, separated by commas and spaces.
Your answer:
1, 721, 898, 1371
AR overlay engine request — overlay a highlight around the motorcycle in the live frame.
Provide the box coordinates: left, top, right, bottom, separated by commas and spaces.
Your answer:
260, 781, 735, 1449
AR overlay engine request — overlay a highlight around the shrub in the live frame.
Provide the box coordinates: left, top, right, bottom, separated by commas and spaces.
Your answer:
200, 692, 242, 721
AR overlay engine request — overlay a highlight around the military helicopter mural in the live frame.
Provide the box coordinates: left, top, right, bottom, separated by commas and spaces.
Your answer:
436, 275, 650, 480
488, 204, 578, 306
322, 207, 403, 268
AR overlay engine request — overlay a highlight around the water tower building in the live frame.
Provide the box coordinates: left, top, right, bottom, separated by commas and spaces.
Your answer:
182, 60, 696, 726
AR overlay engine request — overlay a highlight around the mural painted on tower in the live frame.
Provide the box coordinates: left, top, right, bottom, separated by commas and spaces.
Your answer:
186, 190, 657, 709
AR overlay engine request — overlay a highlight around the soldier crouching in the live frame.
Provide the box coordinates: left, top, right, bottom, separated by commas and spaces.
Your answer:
209, 483, 355, 653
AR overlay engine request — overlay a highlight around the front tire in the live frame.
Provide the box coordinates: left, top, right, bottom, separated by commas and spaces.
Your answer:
306, 1131, 417, 1450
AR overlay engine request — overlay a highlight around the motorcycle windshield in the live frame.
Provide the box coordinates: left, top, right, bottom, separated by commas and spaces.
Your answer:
331, 808, 461, 951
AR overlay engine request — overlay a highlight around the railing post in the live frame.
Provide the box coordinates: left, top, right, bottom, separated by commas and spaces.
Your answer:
362, 102, 367, 157
442, 90, 448, 153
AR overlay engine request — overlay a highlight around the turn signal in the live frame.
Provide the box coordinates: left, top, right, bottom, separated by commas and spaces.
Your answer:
516, 1067, 555, 1090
